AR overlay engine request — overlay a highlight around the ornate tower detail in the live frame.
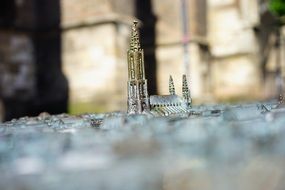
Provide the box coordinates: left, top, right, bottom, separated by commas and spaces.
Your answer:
182, 75, 192, 107
127, 21, 150, 114
169, 75, 176, 95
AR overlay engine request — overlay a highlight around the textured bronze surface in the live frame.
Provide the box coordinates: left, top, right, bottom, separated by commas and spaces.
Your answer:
127, 21, 150, 114
127, 21, 192, 116
169, 75, 175, 95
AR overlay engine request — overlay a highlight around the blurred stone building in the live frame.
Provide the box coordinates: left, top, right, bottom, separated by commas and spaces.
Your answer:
209, 0, 262, 100
61, 0, 209, 113
0, 0, 68, 121
61, 0, 282, 113
209, 0, 285, 100
0, 0, 283, 120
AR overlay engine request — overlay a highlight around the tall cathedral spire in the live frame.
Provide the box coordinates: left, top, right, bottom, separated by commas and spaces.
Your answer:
127, 21, 150, 114
130, 21, 141, 51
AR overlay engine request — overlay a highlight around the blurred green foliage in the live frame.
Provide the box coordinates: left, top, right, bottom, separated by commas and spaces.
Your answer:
69, 102, 106, 115
269, 0, 285, 17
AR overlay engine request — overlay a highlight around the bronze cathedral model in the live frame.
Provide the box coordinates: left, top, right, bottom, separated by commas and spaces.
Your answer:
127, 21, 192, 116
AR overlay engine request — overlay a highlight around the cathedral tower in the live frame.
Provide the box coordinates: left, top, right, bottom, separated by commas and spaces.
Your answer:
127, 21, 150, 114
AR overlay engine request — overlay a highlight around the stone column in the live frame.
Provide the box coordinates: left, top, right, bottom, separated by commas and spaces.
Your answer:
0, 0, 68, 121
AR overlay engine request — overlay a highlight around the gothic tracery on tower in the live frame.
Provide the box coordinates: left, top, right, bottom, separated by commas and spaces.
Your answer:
127, 21, 192, 116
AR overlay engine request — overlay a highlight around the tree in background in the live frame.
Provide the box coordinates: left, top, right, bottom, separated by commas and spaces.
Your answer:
269, 0, 285, 17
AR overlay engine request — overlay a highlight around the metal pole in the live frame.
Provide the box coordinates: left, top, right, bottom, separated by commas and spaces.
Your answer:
281, 27, 285, 94
276, 28, 284, 95
180, 0, 190, 77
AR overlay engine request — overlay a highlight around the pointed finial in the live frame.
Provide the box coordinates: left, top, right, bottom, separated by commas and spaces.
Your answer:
169, 75, 176, 95
130, 20, 141, 51
182, 74, 192, 106
133, 20, 138, 28
182, 75, 188, 90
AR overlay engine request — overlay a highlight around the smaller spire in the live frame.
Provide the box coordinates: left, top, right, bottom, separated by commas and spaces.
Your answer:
182, 74, 192, 106
169, 75, 176, 95
129, 20, 141, 51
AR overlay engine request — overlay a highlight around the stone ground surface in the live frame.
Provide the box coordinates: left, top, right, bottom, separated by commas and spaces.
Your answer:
0, 101, 285, 190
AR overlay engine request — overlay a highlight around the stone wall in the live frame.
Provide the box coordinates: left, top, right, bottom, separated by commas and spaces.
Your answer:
153, 0, 209, 102
208, 0, 264, 101
0, 32, 35, 99
62, 23, 130, 112
0, 32, 36, 121
0, 0, 68, 121
61, 0, 134, 112
263, 26, 285, 98
0, 0, 279, 120
61, 0, 210, 112
61, 0, 135, 28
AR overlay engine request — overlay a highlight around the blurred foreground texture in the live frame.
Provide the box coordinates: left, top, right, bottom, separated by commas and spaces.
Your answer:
0, 0, 285, 120
0, 100, 285, 190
